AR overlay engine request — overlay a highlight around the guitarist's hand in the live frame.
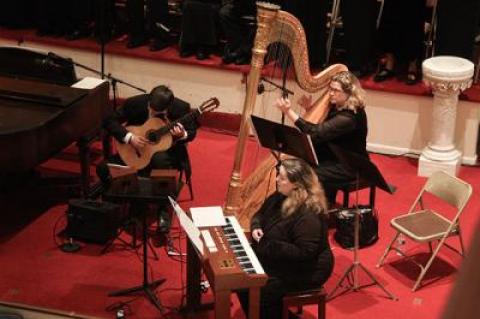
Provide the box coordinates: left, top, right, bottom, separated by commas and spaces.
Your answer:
130, 135, 149, 149
170, 123, 187, 140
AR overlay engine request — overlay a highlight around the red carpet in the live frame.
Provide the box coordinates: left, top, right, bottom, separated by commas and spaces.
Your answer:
0, 128, 479, 319
1, 27, 480, 103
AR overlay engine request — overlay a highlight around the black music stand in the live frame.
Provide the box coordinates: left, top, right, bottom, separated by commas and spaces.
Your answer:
106, 177, 170, 313
250, 115, 318, 166
326, 144, 397, 300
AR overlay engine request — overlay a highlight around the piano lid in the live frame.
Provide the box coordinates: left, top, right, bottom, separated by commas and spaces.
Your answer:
0, 77, 87, 108
0, 77, 89, 135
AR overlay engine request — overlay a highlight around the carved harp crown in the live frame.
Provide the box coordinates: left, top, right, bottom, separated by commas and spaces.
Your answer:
225, 2, 348, 229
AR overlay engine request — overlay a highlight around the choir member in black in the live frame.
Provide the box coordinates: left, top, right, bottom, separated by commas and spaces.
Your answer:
373, 0, 426, 85
125, 0, 171, 51
436, 0, 480, 61
32, 0, 93, 39
237, 158, 333, 319
284, 0, 376, 72
219, 0, 256, 65
103, 85, 198, 232
179, 0, 221, 60
1, 1, 34, 28
276, 71, 368, 205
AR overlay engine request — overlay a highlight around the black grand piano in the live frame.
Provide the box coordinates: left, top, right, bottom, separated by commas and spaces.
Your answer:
0, 46, 110, 195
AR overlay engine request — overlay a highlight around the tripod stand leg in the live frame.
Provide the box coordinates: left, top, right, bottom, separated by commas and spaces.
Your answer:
108, 278, 166, 297
357, 263, 398, 300
327, 263, 356, 300
145, 285, 166, 313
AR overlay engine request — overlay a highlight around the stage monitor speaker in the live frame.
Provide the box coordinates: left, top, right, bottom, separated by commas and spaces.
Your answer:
65, 199, 122, 244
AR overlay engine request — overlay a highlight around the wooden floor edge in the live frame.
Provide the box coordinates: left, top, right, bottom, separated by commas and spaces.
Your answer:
0, 301, 105, 319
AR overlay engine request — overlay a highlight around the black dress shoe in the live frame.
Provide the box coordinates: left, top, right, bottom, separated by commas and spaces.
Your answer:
149, 38, 169, 51
373, 68, 395, 82
405, 72, 420, 85
196, 47, 210, 60
234, 54, 251, 65
126, 36, 147, 49
222, 50, 240, 64
65, 29, 90, 41
180, 48, 195, 58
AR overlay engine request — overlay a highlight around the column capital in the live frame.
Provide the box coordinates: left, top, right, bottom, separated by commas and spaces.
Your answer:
422, 56, 474, 94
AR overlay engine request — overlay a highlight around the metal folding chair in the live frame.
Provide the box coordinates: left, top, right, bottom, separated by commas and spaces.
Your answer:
377, 170, 472, 291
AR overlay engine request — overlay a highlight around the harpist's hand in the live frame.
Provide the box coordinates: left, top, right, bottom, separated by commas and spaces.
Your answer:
252, 228, 264, 242
274, 97, 291, 114
297, 94, 313, 110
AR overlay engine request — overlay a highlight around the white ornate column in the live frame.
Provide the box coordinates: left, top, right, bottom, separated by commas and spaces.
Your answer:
418, 56, 474, 177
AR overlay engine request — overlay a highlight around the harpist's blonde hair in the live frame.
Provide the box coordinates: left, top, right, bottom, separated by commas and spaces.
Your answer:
331, 71, 366, 112
280, 159, 327, 217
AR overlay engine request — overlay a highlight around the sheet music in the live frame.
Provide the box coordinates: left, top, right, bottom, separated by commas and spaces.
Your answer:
71, 77, 107, 89
168, 197, 204, 256
190, 206, 226, 227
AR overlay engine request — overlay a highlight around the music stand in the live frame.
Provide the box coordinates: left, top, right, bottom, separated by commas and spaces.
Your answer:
327, 144, 397, 301
106, 177, 170, 314
250, 115, 318, 166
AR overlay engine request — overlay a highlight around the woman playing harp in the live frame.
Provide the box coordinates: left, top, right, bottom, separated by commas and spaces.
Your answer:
276, 71, 369, 204
224, 2, 348, 228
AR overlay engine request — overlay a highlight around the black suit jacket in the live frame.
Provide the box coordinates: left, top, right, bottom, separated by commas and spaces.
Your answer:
103, 93, 198, 167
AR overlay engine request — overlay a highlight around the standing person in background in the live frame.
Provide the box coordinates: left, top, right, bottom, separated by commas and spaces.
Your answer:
373, 0, 426, 85
179, 0, 221, 60
125, 0, 171, 51
237, 158, 333, 319
275, 71, 368, 205
219, 0, 256, 65
435, 0, 480, 61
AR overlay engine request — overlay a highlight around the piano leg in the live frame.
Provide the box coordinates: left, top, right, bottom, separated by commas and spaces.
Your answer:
77, 136, 91, 197
249, 287, 261, 319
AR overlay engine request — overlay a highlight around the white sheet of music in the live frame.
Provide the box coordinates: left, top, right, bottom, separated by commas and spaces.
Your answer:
190, 206, 227, 228
168, 197, 204, 256
71, 77, 107, 89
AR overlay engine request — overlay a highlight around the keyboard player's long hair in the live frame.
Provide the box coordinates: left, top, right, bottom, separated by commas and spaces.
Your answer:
280, 159, 327, 218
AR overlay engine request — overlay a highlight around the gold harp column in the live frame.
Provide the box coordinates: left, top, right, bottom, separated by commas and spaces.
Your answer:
224, 3, 280, 215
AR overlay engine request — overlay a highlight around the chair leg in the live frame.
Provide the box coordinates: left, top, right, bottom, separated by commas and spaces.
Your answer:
377, 231, 400, 267
342, 190, 349, 207
413, 235, 448, 291
458, 228, 465, 256
187, 179, 194, 200
318, 295, 326, 319
369, 186, 376, 208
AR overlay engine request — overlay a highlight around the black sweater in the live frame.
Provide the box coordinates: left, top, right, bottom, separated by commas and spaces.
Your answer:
251, 192, 334, 289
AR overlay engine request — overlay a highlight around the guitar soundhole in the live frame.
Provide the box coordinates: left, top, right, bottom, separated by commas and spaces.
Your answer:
146, 130, 158, 143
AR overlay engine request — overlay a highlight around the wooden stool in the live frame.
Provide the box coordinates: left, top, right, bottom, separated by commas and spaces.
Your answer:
282, 287, 326, 319
337, 179, 376, 208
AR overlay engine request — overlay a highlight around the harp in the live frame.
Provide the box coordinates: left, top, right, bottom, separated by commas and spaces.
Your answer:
224, 2, 348, 229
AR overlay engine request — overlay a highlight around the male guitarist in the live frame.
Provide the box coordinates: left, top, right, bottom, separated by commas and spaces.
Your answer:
103, 85, 198, 233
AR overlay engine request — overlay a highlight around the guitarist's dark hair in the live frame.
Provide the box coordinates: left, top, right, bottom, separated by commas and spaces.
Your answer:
149, 85, 174, 111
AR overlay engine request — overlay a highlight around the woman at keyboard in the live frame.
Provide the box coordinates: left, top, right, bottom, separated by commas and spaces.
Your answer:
237, 158, 333, 319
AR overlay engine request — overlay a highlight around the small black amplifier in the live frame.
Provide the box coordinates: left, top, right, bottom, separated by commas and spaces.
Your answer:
65, 199, 122, 244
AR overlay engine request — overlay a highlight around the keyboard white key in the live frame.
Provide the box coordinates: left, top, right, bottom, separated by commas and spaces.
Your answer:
224, 216, 265, 275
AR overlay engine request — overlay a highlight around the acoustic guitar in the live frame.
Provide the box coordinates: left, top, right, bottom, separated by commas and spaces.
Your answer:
115, 97, 219, 169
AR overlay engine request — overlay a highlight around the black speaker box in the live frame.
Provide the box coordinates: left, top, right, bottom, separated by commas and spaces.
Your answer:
65, 199, 122, 244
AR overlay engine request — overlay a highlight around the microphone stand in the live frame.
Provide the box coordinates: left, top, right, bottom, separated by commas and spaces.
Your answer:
260, 77, 294, 97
